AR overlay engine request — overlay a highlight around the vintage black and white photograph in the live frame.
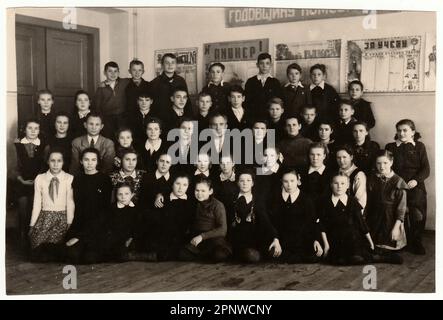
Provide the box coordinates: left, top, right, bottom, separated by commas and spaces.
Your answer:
2, 3, 437, 296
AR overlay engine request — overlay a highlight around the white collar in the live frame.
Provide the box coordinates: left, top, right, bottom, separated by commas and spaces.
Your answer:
45, 170, 65, 180
78, 110, 90, 118
254, 137, 265, 145
308, 165, 326, 175
117, 201, 135, 208
120, 170, 137, 179
285, 81, 304, 88
331, 194, 348, 207
376, 170, 395, 179
262, 163, 280, 174
257, 73, 272, 81
282, 189, 300, 203
220, 172, 236, 182
238, 192, 253, 204
208, 80, 224, 87
139, 109, 151, 117
170, 192, 188, 201
340, 118, 352, 125
145, 139, 162, 152
20, 137, 41, 146
339, 164, 358, 177
395, 139, 416, 147
155, 170, 170, 181
195, 169, 210, 177
310, 81, 325, 90
87, 135, 99, 144
173, 106, 184, 116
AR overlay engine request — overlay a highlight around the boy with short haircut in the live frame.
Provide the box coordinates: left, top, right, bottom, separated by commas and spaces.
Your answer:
335, 100, 358, 146
267, 97, 286, 143
70, 112, 115, 175
163, 86, 193, 133
36, 89, 56, 140
201, 62, 231, 112
125, 59, 151, 114
225, 85, 251, 131
179, 177, 232, 263
150, 53, 190, 120
94, 61, 130, 139
126, 90, 157, 151
196, 91, 213, 134
278, 115, 313, 170
300, 105, 320, 141
283, 63, 312, 116
245, 53, 283, 117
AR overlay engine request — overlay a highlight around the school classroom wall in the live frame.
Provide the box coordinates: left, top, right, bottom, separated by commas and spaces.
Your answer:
6, 8, 436, 229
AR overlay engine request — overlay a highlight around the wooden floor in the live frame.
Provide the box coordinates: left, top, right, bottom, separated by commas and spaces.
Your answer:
5, 231, 435, 295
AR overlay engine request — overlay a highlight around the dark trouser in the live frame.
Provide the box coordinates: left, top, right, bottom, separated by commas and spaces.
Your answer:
179, 237, 232, 263
30, 243, 64, 262
405, 188, 427, 246
17, 185, 34, 253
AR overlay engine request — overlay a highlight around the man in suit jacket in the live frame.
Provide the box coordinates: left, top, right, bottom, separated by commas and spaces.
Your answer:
70, 113, 115, 175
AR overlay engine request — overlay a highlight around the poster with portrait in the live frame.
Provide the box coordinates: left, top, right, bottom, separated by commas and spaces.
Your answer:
154, 47, 198, 95
274, 39, 341, 91
203, 39, 269, 87
346, 36, 422, 92
424, 33, 436, 91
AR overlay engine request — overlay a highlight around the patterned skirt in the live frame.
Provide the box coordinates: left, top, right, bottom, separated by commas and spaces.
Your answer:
30, 210, 68, 249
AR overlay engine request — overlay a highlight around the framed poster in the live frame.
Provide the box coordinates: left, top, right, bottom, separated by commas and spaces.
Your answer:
203, 39, 269, 87
274, 39, 341, 91
346, 36, 422, 92
154, 47, 198, 95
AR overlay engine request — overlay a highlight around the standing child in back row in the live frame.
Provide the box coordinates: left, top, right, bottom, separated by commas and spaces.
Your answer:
348, 80, 376, 129
282, 63, 311, 116
245, 53, 283, 118
309, 64, 340, 122
386, 119, 430, 255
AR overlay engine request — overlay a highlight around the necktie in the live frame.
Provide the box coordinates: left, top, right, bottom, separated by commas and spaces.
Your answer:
49, 177, 59, 202
286, 195, 292, 204
90, 138, 95, 149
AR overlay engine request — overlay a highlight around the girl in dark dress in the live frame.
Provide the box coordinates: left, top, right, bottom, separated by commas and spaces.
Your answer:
319, 174, 374, 265
140, 117, 169, 172
212, 155, 239, 217
65, 148, 112, 264
385, 119, 430, 255
14, 119, 46, 251
255, 147, 283, 210
43, 113, 73, 173
228, 170, 280, 263
71, 90, 91, 138
351, 121, 380, 176
317, 121, 337, 170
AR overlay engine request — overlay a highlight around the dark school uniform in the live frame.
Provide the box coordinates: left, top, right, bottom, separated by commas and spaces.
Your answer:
224, 106, 252, 131
351, 98, 376, 129
282, 82, 312, 116
138, 171, 173, 210
43, 135, 73, 173
269, 190, 320, 263
278, 134, 312, 170
70, 112, 89, 138
267, 117, 286, 144
162, 106, 194, 134
201, 81, 231, 113
125, 78, 151, 114
254, 165, 283, 210
310, 83, 340, 122
125, 109, 158, 152
300, 119, 320, 142
245, 75, 283, 118
299, 165, 334, 204
65, 172, 112, 264
150, 72, 191, 121
36, 111, 56, 141
212, 172, 239, 220
334, 117, 358, 146
228, 194, 277, 262
139, 139, 170, 172
352, 139, 380, 176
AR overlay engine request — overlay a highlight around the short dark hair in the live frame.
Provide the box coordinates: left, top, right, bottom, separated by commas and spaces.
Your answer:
257, 52, 272, 63
229, 85, 245, 96
195, 176, 213, 190
253, 119, 269, 128
310, 64, 326, 75
115, 182, 134, 194
236, 167, 256, 184
286, 63, 302, 74
267, 97, 284, 108
161, 53, 177, 65
302, 104, 317, 113
54, 112, 70, 123
353, 121, 369, 132
335, 144, 355, 158
116, 127, 133, 140
171, 86, 188, 97
46, 147, 65, 162
37, 89, 54, 100
375, 149, 394, 161
104, 61, 119, 71
285, 114, 302, 125
198, 91, 212, 100
348, 80, 364, 91
74, 90, 91, 104
120, 147, 138, 159
209, 62, 225, 72
309, 142, 329, 157
129, 59, 144, 69
209, 112, 228, 124
340, 99, 354, 108
280, 166, 300, 179
394, 119, 422, 141
85, 112, 104, 123
145, 117, 163, 132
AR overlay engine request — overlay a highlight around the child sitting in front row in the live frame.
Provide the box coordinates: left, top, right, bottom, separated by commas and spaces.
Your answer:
269, 168, 323, 263
318, 174, 374, 265
228, 170, 280, 263
179, 177, 232, 263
